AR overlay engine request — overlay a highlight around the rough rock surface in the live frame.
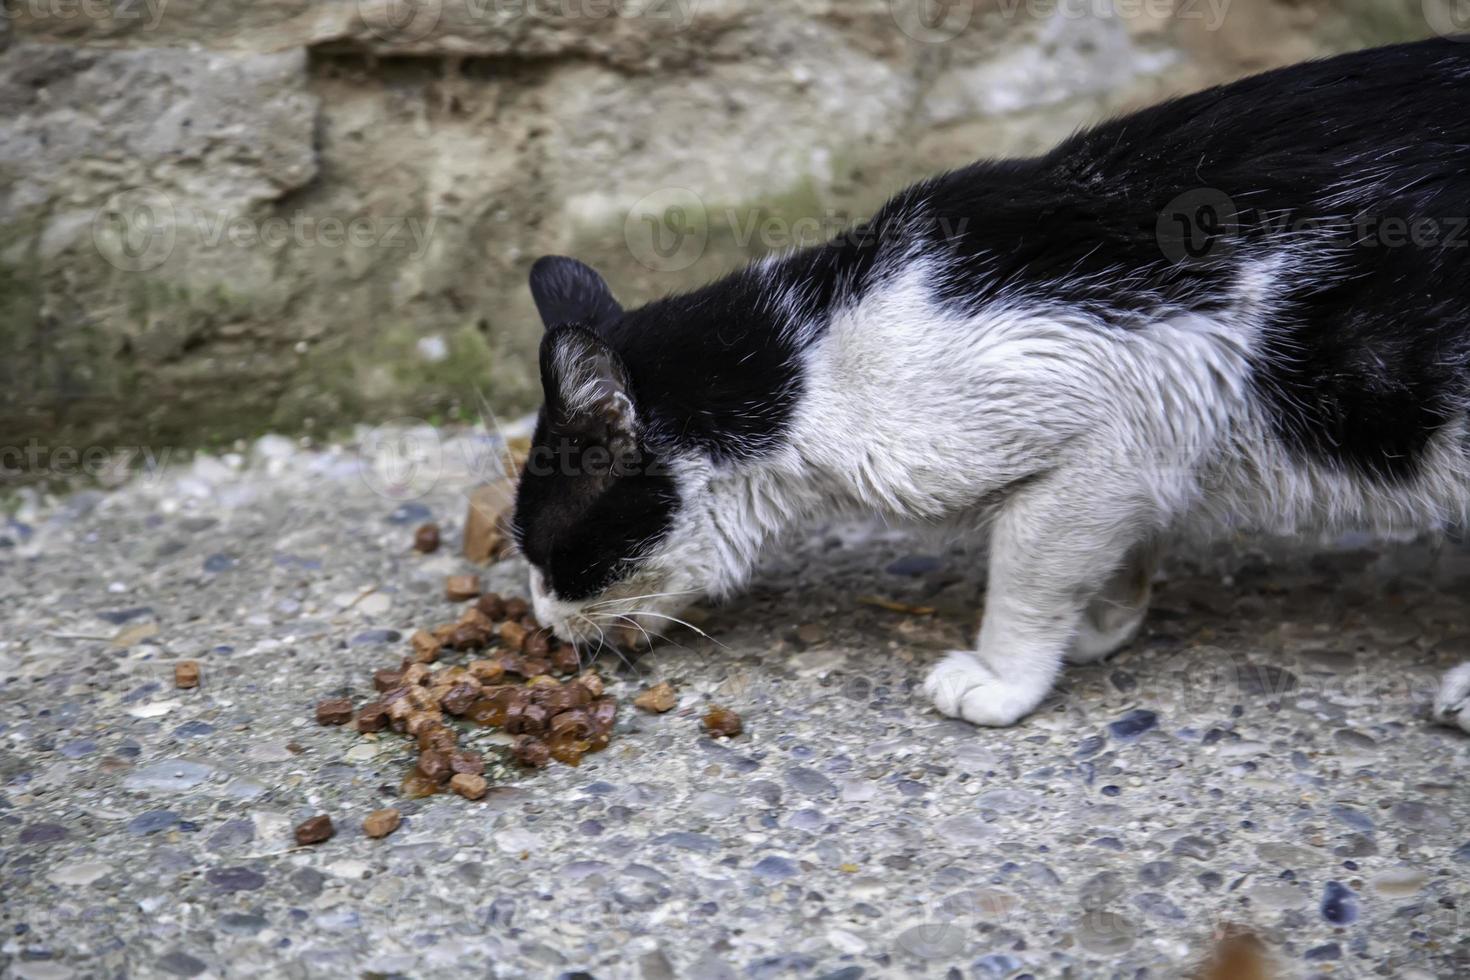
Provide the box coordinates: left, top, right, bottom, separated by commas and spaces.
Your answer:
2, 1, 1446, 448
2, 427, 1468, 977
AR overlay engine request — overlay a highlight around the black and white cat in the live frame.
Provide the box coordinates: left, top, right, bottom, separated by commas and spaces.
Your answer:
512, 38, 1470, 732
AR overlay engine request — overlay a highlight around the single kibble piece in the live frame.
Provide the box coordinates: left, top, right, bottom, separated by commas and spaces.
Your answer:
475, 592, 507, 621
399, 770, 440, 799
373, 668, 404, 692
634, 682, 678, 714
551, 645, 581, 676
547, 733, 592, 767
449, 773, 489, 800
315, 697, 355, 726
510, 735, 551, 768
449, 624, 489, 652
550, 708, 593, 739
294, 815, 334, 846
502, 596, 530, 621
589, 698, 618, 735
440, 681, 481, 716
409, 630, 443, 663
404, 710, 445, 737
445, 575, 482, 602
468, 659, 505, 684
703, 705, 743, 738
522, 630, 551, 658
356, 702, 389, 733
174, 661, 200, 689
413, 523, 441, 554
504, 701, 549, 736
576, 671, 605, 698
448, 750, 485, 776
401, 663, 431, 687
417, 749, 452, 783
462, 480, 516, 563
363, 808, 402, 839
416, 725, 457, 754
499, 620, 528, 652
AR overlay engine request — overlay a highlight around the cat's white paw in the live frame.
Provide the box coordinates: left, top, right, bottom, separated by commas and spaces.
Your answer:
1432, 662, 1470, 733
923, 651, 1046, 727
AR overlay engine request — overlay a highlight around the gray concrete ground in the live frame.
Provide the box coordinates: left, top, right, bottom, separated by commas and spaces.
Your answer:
2, 428, 1468, 979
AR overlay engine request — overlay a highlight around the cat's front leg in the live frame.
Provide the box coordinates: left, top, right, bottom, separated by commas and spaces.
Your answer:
924, 475, 1158, 726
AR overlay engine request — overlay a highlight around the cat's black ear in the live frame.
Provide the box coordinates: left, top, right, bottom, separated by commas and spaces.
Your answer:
539, 326, 637, 445
529, 256, 622, 330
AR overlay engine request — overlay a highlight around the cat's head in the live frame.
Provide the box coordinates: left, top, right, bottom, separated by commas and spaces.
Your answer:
513, 256, 716, 646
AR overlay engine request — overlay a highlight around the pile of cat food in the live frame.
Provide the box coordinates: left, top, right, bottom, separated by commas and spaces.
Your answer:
302, 506, 743, 839
316, 569, 621, 805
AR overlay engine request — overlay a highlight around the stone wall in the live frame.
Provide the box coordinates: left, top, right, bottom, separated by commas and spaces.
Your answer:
0, 0, 1455, 453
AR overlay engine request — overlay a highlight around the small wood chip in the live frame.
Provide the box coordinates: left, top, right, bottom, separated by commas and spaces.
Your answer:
462, 480, 516, 563
413, 523, 441, 554
634, 681, 678, 714
294, 814, 334, 846
362, 808, 401, 839
449, 772, 489, 800
445, 575, 482, 602
315, 698, 354, 726
174, 661, 200, 689
702, 705, 743, 738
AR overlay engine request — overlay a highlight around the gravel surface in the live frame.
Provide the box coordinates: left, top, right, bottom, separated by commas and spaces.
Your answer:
2, 427, 1468, 979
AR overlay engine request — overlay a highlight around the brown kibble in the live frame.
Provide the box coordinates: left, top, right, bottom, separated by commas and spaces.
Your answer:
550, 708, 593, 739
547, 730, 593, 766
431, 622, 458, 643
505, 700, 549, 736
634, 682, 678, 714
520, 658, 552, 679
522, 630, 552, 658
448, 624, 489, 652
413, 523, 441, 554
589, 697, 618, 735
294, 815, 334, 846
702, 705, 743, 738
468, 659, 505, 684
576, 670, 605, 697
409, 630, 443, 664
315, 697, 355, 726
440, 681, 481, 716
373, 668, 404, 692
499, 620, 528, 652
475, 592, 507, 621
417, 749, 452, 783
363, 808, 402, 839
385, 696, 415, 730
399, 770, 440, 799
449, 772, 489, 800
405, 685, 438, 710
401, 663, 431, 687
510, 735, 551, 768
448, 750, 484, 776
445, 574, 482, 602
502, 596, 530, 621
174, 661, 200, 689
416, 725, 457, 754
551, 645, 581, 675
356, 702, 389, 733
404, 710, 445, 737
